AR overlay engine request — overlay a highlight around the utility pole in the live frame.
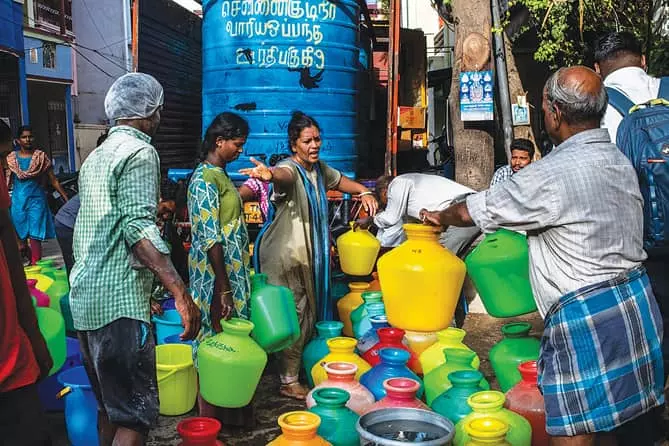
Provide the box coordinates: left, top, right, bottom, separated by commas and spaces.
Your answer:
385, 0, 401, 176
491, 0, 513, 161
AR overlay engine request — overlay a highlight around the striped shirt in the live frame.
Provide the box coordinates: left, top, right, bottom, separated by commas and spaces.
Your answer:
70, 126, 169, 331
467, 128, 646, 316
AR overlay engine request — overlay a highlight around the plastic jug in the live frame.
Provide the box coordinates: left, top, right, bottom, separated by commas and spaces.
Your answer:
336, 282, 369, 337
352, 295, 385, 340
360, 348, 423, 401
311, 337, 371, 386
465, 229, 537, 317
377, 224, 466, 331
156, 344, 197, 416
465, 418, 511, 446
431, 370, 487, 424
197, 318, 268, 408
307, 362, 374, 415
362, 328, 420, 374
177, 417, 224, 446
363, 378, 430, 414
60, 293, 75, 332
35, 304, 66, 375
336, 222, 381, 277
356, 316, 390, 355
303, 321, 344, 388
28, 279, 50, 307
403, 329, 438, 359
350, 291, 383, 340
504, 361, 548, 446
424, 349, 489, 405
249, 274, 300, 353
489, 323, 540, 392
25, 266, 54, 293
58, 366, 99, 446
308, 388, 359, 446
268, 411, 331, 446
454, 391, 531, 446
420, 327, 480, 375
38, 337, 82, 411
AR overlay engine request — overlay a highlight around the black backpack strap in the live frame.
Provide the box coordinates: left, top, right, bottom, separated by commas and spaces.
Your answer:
606, 86, 635, 116
659, 77, 669, 100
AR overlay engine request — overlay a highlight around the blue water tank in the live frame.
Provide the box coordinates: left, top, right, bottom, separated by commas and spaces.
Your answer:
202, 0, 361, 180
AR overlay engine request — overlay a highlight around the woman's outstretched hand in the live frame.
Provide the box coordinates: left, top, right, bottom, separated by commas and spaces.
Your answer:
239, 157, 273, 181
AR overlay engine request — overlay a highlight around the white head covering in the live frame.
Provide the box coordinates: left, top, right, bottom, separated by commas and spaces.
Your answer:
104, 73, 164, 121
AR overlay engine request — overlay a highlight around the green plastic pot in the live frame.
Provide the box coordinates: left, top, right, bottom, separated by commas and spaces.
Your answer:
197, 318, 268, 408
465, 229, 537, 317
431, 370, 486, 424
308, 388, 359, 446
424, 349, 489, 405
35, 305, 66, 375
249, 274, 300, 353
489, 323, 540, 392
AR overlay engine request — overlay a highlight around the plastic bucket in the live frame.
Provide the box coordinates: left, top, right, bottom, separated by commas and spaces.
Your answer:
156, 344, 197, 416
58, 366, 99, 446
152, 309, 184, 344
164, 334, 193, 346
38, 337, 82, 411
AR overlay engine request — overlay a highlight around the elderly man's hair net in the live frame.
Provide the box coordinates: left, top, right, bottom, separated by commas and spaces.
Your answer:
104, 73, 164, 121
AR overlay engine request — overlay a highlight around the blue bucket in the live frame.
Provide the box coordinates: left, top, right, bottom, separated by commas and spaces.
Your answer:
58, 366, 99, 446
164, 333, 193, 346
38, 337, 82, 411
152, 309, 184, 345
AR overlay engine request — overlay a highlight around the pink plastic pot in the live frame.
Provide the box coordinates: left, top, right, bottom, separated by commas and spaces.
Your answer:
363, 378, 430, 415
306, 361, 375, 415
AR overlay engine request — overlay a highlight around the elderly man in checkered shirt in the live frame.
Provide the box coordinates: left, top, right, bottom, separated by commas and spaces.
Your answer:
422, 66, 663, 445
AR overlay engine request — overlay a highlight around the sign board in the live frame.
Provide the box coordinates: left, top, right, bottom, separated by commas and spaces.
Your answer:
398, 106, 426, 129
459, 71, 494, 121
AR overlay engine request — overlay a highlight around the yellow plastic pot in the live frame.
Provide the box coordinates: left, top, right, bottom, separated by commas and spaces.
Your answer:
377, 224, 466, 331
311, 337, 371, 386
336, 282, 369, 337
337, 222, 380, 276
156, 344, 197, 416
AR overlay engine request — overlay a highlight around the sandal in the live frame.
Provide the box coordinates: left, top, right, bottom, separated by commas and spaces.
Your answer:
280, 381, 309, 400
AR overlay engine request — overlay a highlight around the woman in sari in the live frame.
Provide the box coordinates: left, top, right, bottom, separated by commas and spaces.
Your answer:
187, 112, 254, 426
6, 126, 68, 264
240, 111, 378, 399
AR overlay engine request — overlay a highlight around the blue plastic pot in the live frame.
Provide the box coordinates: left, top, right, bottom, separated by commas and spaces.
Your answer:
164, 333, 193, 346
58, 366, 99, 446
360, 348, 424, 401
152, 309, 183, 345
38, 337, 82, 411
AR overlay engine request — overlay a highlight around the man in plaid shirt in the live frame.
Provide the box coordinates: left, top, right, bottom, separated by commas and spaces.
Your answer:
70, 73, 200, 445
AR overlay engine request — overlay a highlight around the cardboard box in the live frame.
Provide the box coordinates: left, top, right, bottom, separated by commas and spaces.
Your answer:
399, 106, 426, 129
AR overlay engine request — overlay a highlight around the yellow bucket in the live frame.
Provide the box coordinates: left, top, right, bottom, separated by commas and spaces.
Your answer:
156, 344, 197, 416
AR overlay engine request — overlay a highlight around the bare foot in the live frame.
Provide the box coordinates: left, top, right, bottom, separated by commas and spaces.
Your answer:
279, 382, 309, 400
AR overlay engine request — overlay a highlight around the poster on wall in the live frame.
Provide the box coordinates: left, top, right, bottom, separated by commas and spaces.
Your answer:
459, 71, 494, 121
512, 95, 530, 126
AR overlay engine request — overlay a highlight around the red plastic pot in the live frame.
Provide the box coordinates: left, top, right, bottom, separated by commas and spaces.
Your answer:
362, 328, 420, 374
177, 417, 224, 446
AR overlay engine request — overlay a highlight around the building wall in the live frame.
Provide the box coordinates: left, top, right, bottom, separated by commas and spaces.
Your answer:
71, 0, 129, 125
0, 0, 25, 54
24, 35, 73, 80
401, 0, 441, 50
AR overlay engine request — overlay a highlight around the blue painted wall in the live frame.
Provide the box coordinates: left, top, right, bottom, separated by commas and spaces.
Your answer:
23, 36, 73, 80
0, 1, 25, 53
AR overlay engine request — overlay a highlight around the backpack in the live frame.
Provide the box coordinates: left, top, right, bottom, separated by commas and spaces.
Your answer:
606, 77, 669, 251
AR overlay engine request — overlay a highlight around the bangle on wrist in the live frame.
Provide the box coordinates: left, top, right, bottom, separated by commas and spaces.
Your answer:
358, 191, 373, 198
222, 290, 233, 295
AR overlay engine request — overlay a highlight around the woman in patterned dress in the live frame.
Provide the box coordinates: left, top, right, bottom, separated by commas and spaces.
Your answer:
187, 112, 254, 426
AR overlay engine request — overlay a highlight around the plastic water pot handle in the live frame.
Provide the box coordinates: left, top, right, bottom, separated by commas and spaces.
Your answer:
57, 386, 72, 399
157, 368, 179, 384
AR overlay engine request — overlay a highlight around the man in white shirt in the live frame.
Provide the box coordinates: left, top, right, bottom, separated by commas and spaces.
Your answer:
356, 173, 480, 255
594, 31, 661, 142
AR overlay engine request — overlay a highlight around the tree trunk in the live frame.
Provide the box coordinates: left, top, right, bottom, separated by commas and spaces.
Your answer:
450, 0, 495, 191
